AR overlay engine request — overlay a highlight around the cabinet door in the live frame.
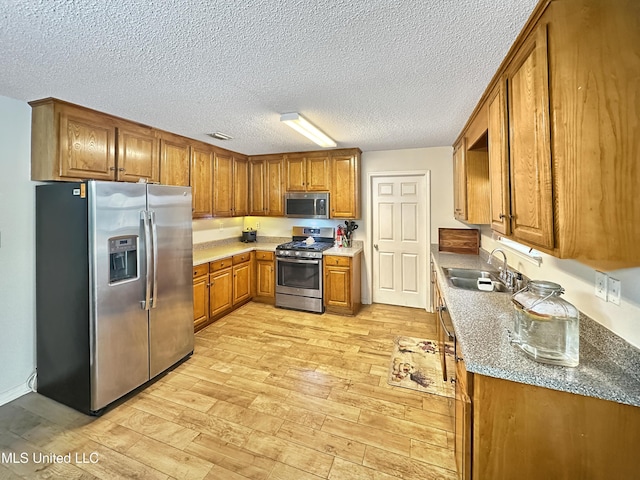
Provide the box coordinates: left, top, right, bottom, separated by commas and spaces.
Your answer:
453, 140, 467, 220
232, 262, 251, 305
213, 152, 234, 216
455, 361, 472, 480
116, 123, 159, 183
487, 82, 511, 235
209, 269, 233, 317
306, 154, 330, 191
285, 155, 306, 191
193, 275, 209, 329
59, 106, 116, 180
256, 260, 275, 298
506, 24, 554, 249
191, 143, 214, 218
265, 157, 285, 216
330, 153, 359, 218
160, 136, 190, 186
249, 159, 266, 215
324, 265, 351, 308
233, 155, 249, 217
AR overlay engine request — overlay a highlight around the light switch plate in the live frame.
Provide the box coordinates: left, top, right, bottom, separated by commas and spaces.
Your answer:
608, 277, 621, 305
595, 271, 608, 300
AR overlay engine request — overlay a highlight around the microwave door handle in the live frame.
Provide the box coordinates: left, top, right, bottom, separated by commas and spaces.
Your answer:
141, 211, 152, 310
277, 257, 321, 265
150, 210, 158, 308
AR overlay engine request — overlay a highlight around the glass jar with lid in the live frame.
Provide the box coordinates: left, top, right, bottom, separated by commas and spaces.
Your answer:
511, 280, 579, 367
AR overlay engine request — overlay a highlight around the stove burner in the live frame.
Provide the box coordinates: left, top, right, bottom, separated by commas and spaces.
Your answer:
276, 241, 334, 252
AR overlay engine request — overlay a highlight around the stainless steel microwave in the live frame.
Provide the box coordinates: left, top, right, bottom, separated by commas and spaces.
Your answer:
284, 192, 330, 219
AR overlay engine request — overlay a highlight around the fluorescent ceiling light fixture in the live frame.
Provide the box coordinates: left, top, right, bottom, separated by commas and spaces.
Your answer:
207, 131, 233, 140
280, 113, 337, 148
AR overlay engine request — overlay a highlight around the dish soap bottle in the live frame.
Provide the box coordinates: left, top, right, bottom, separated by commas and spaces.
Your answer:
511, 281, 579, 367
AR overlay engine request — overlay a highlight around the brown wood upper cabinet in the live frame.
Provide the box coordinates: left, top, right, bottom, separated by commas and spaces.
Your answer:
159, 132, 190, 187
453, 139, 467, 221
285, 152, 330, 192
505, 24, 554, 250
190, 140, 215, 218
486, 25, 554, 250
487, 82, 511, 235
30, 98, 159, 183
213, 152, 249, 217
116, 122, 160, 183
461, 0, 640, 268
330, 150, 361, 219
248, 155, 285, 216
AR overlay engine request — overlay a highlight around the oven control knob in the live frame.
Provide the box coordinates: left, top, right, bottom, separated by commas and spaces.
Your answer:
295, 251, 301, 256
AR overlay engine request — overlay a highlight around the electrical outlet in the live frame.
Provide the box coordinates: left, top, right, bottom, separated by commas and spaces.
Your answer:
608, 277, 621, 305
256, 222, 260, 230
595, 271, 608, 300
218, 221, 223, 230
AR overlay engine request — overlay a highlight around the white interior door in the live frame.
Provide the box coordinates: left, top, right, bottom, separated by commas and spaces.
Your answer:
372, 175, 427, 308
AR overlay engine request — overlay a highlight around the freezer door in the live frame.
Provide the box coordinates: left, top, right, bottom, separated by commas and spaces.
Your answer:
147, 184, 194, 378
89, 181, 150, 411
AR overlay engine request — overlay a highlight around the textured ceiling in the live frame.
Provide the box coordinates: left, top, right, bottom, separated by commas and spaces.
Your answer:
0, 0, 538, 155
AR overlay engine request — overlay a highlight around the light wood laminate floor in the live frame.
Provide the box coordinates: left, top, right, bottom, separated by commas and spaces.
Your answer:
0, 303, 456, 480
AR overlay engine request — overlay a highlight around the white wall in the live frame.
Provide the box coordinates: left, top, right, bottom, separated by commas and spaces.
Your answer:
0, 96, 36, 405
481, 229, 640, 349
360, 147, 467, 304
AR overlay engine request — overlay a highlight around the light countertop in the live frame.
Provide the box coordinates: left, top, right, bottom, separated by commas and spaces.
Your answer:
193, 240, 363, 266
430, 245, 640, 407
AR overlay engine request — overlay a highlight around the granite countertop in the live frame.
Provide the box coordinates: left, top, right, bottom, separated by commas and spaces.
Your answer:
322, 244, 363, 257
193, 238, 363, 265
430, 245, 640, 408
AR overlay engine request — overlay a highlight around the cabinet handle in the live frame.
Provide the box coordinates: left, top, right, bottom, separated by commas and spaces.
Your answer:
374, 244, 379, 251
109, 167, 116, 171
499, 213, 506, 219
118, 167, 125, 172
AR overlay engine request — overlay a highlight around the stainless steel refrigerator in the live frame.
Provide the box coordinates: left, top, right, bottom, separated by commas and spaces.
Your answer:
36, 181, 194, 414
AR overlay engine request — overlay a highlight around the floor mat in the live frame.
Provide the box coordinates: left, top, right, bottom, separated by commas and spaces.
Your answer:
388, 336, 454, 397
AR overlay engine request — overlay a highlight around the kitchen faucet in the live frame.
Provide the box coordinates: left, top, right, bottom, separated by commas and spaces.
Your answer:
488, 248, 513, 289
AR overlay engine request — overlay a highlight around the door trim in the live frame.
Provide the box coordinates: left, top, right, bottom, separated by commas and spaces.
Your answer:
366, 170, 432, 311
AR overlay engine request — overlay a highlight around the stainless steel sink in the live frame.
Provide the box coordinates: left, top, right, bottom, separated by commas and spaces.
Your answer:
441, 267, 510, 293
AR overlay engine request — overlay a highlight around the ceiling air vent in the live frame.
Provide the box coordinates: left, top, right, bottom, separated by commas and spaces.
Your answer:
208, 131, 233, 141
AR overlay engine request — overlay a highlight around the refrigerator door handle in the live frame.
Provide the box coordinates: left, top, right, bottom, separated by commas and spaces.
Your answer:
150, 210, 159, 308
141, 210, 152, 310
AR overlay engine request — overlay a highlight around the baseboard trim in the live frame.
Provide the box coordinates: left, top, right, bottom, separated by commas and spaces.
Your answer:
0, 383, 31, 407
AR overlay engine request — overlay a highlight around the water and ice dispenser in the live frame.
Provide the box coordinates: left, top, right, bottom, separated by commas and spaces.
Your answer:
109, 235, 138, 284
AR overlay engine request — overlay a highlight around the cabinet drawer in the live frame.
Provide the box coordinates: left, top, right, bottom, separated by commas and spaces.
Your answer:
193, 264, 209, 279
233, 252, 251, 264
325, 255, 351, 267
255, 250, 274, 261
210, 258, 231, 272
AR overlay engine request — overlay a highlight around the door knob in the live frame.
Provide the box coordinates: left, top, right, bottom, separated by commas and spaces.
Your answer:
374, 244, 379, 251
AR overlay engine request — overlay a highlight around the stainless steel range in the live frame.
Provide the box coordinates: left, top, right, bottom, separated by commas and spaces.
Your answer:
275, 226, 335, 313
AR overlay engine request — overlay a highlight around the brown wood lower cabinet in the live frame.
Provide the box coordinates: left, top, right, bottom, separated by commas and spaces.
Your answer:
193, 253, 256, 332
455, 358, 472, 480
463, 373, 640, 480
209, 259, 233, 320
192, 264, 209, 331
194, 250, 362, 331
324, 253, 361, 315
254, 250, 275, 303
232, 252, 253, 306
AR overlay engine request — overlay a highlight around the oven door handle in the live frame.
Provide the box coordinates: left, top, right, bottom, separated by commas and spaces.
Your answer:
277, 257, 321, 265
